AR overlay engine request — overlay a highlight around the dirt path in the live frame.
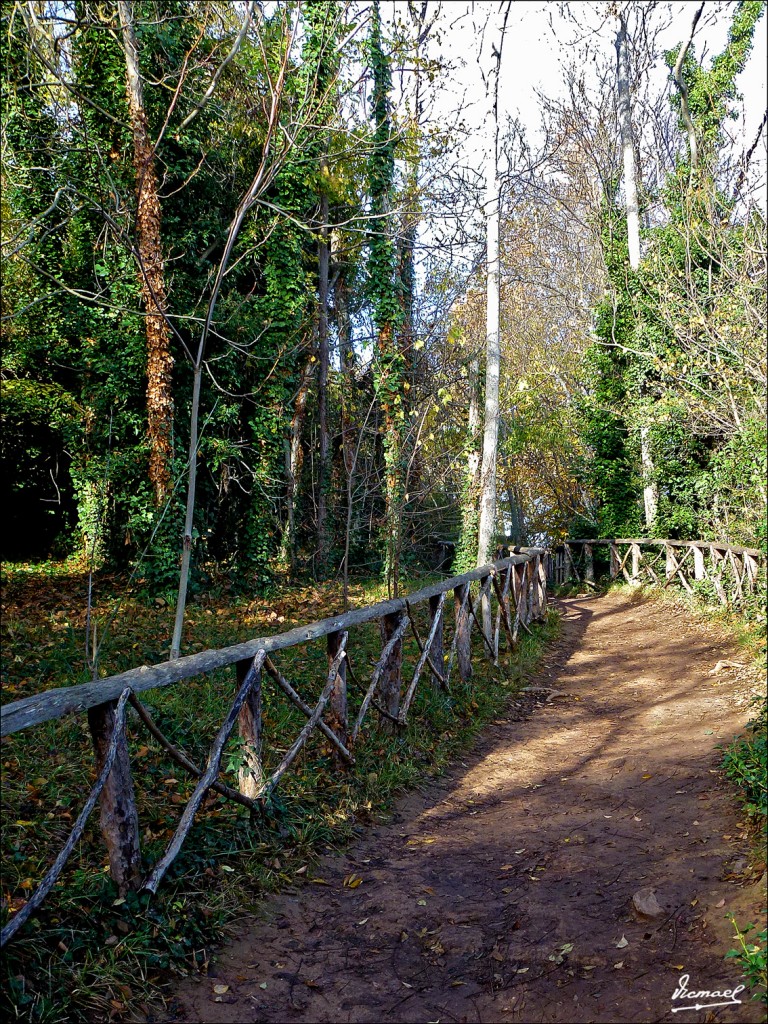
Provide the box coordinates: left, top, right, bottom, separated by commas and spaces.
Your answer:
169, 592, 765, 1024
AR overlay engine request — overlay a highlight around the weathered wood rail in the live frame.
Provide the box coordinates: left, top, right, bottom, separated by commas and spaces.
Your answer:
549, 537, 764, 607
1, 548, 548, 946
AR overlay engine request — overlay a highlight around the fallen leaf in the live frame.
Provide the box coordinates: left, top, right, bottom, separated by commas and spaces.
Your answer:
613, 961, 624, 969
310, 878, 330, 885
213, 984, 229, 995
259, 982, 267, 990
615, 935, 629, 949
715, 899, 725, 908
295, 865, 307, 875
357, 918, 369, 926
220, 864, 234, 873
417, 898, 427, 906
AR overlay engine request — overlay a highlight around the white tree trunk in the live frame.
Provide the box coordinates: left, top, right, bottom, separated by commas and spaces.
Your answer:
476, 8, 506, 644
477, 162, 500, 571
640, 424, 658, 528
476, 49, 501, 572
617, 9, 657, 531
616, 12, 641, 272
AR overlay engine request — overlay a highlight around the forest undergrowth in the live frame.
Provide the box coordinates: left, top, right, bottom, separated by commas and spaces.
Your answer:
0, 561, 558, 1023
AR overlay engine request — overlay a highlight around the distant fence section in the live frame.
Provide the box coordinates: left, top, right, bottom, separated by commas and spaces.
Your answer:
1, 548, 548, 946
549, 537, 764, 607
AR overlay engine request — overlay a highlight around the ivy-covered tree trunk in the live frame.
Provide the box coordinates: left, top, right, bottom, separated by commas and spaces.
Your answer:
368, 1, 404, 597
316, 163, 331, 575
279, 346, 317, 573
117, 0, 173, 506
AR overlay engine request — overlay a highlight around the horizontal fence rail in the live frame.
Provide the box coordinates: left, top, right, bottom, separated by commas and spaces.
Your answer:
549, 537, 764, 607
1, 548, 548, 946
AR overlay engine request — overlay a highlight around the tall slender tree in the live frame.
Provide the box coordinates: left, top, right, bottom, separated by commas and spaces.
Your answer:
367, 0, 405, 595
476, 2, 509, 641
116, 1, 174, 506
615, 4, 657, 529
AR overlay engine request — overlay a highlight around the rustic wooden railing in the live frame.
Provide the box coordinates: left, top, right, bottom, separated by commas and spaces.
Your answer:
0, 548, 548, 946
549, 537, 764, 607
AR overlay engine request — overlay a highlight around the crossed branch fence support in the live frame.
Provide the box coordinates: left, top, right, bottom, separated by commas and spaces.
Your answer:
1, 548, 550, 945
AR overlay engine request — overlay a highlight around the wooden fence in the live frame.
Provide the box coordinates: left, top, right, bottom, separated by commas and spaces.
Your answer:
549, 537, 764, 607
0, 548, 548, 946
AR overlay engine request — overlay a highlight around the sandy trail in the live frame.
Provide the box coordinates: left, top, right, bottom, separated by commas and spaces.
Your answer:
169, 591, 765, 1024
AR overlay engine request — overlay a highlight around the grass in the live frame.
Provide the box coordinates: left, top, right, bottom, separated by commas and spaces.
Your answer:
1, 562, 558, 1022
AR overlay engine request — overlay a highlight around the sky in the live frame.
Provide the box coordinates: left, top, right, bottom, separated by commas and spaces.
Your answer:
414, 1, 767, 193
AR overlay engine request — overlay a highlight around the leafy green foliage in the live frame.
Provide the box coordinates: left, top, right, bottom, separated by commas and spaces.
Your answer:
726, 916, 768, 1004
722, 696, 767, 830
577, 3, 766, 547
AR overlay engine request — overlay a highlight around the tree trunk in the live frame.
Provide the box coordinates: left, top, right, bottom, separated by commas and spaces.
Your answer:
640, 423, 658, 529
616, 11, 658, 530
117, 0, 173, 506
616, 12, 641, 273
476, 19, 503, 640
279, 346, 317, 573
457, 350, 481, 573
316, 157, 331, 575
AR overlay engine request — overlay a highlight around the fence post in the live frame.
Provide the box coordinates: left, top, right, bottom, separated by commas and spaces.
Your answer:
710, 547, 727, 604
536, 556, 548, 620
609, 543, 620, 579
584, 544, 594, 585
379, 611, 404, 731
327, 629, 348, 753
692, 544, 706, 582
236, 657, 264, 800
529, 556, 541, 619
453, 583, 472, 681
743, 552, 758, 592
480, 575, 494, 659
428, 594, 444, 689
517, 563, 529, 623
631, 542, 641, 581
665, 543, 676, 582
87, 700, 142, 895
